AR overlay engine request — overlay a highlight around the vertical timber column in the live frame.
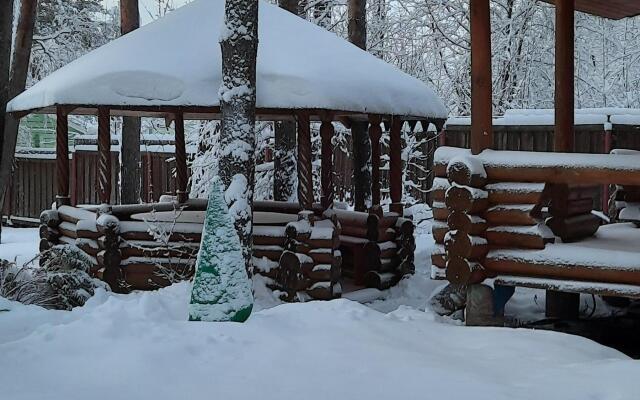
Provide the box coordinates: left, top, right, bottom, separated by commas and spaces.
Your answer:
554, 0, 574, 152
470, 0, 493, 155
369, 114, 383, 207
174, 112, 188, 203
296, 112, 314, 210
320, 114, 335, 210
389, 117, 403, 214
55, 107, 71, 206
547, 0, 579, 320
97, 107, 112, 204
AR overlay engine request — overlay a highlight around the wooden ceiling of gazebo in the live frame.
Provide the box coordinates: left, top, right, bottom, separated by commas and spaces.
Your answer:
542, 0, 640, 20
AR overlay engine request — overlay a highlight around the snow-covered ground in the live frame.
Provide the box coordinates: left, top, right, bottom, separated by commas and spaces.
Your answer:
1, 226, 639, 399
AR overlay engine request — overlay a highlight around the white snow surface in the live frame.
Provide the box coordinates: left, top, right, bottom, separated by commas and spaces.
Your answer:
2, 281, 639, 399
6, 1, 447, 120
488, 223, 640, 271
2, 224, 640, 399
435, 146, 640, 172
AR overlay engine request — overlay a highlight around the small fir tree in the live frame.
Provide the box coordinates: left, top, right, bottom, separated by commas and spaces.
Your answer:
189, 178, 253, 322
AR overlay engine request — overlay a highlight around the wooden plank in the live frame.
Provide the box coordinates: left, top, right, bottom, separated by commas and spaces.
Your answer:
495, 275, 640, 299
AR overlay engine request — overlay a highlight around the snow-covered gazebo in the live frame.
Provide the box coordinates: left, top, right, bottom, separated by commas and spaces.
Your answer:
7, 0, 447, 211
9, 0, 447, 296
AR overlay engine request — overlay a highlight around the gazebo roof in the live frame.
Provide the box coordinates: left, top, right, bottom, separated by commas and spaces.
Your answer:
542, 0, 640, 20
6, 0, 447, 121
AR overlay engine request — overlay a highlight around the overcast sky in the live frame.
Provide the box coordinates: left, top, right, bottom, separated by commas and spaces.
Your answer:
103, 0, 190, 25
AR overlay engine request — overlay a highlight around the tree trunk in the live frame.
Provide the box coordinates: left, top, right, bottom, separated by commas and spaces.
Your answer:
313, 0, 332, 29
119, 0, 142, 204
0, 2, 12, 150
0, 0, 37, 242
219, 0, 259, 270
273, 0, 299, 202
348, 0, 371, 211
0, 1, 12, 241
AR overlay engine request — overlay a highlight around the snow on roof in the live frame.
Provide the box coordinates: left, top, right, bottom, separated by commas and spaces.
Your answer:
446, 110, 609, 127
6, 0, 447, 120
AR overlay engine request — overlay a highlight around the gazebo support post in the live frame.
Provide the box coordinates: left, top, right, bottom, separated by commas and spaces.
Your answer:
320, 113, 335, 210
368, 114, 383, 207
554, 0, 574, 152
296, 112, 314, 210
389, 117, 403, 214
174, 111, 188, 204
547, 0, 580, 319
97, 107, 112, 204
470, 0, 493, 155
55, 107, 71, 206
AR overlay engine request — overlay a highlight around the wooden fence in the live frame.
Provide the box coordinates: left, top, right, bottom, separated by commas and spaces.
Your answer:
444, 119, 640, 212
3, 141, 179, 224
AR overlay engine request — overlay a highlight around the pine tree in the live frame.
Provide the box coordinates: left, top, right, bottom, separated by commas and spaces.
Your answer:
189, 178, 253, 322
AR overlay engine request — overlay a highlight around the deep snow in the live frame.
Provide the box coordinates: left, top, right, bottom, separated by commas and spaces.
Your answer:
1, 226, 639, 399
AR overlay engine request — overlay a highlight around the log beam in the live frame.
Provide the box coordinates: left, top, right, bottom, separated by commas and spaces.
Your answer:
296, 112, 314, 210
320, 114, 334, 210
369, 115, 383, 206
554, 0, 574, 152
389, 117, 403, 214
97, 107, 112, 204
55, 107, 71, 206
470, 0, 493, 154
174, 112, 188, 203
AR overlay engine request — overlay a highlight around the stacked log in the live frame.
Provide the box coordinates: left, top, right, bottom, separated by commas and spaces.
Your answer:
39, 207, 99, 270
277, 211, 342, 301
443, 156, 489, 285
327, 208, 410, 290
96, 212, 124, 292
430, 173, 449, 272
546, 184, 600, 242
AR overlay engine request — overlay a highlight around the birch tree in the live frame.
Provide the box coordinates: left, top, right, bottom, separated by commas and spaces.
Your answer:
348, 0, 372, 211
273, 0, 298, 202
219, 0, 259, 270
120, 0, 142, 204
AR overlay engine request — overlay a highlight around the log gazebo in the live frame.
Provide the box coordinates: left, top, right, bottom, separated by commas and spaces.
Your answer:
6, 1, 447, 298
433, 0, 640, 324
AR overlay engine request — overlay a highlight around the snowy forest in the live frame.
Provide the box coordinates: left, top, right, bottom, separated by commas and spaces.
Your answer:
21, 0, 640, 114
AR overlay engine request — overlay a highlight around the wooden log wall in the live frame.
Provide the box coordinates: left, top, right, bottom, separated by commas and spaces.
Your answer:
441, 157, 489, 285
270, 211, 343, 301
432, 148, 614, 288
326, 208, 414, 291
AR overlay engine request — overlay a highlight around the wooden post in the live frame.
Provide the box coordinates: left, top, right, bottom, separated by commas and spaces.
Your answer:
296, 112, 314, 210
174, 112, 188, 203
603, 125, 612, 214
369, 115, 383, 206
97, 107, 112, 204
55, 108, 70, 206
554, 0, 574, 152
470, 0, 493, 155
389, 117, 403, 214
320, 114, 334, 210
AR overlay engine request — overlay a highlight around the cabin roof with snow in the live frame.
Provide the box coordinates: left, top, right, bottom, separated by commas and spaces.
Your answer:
542, 0, 640, 20
6, 0, 447, 122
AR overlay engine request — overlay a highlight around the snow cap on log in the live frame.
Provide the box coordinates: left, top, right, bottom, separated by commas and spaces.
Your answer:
447, 156, 487, 188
